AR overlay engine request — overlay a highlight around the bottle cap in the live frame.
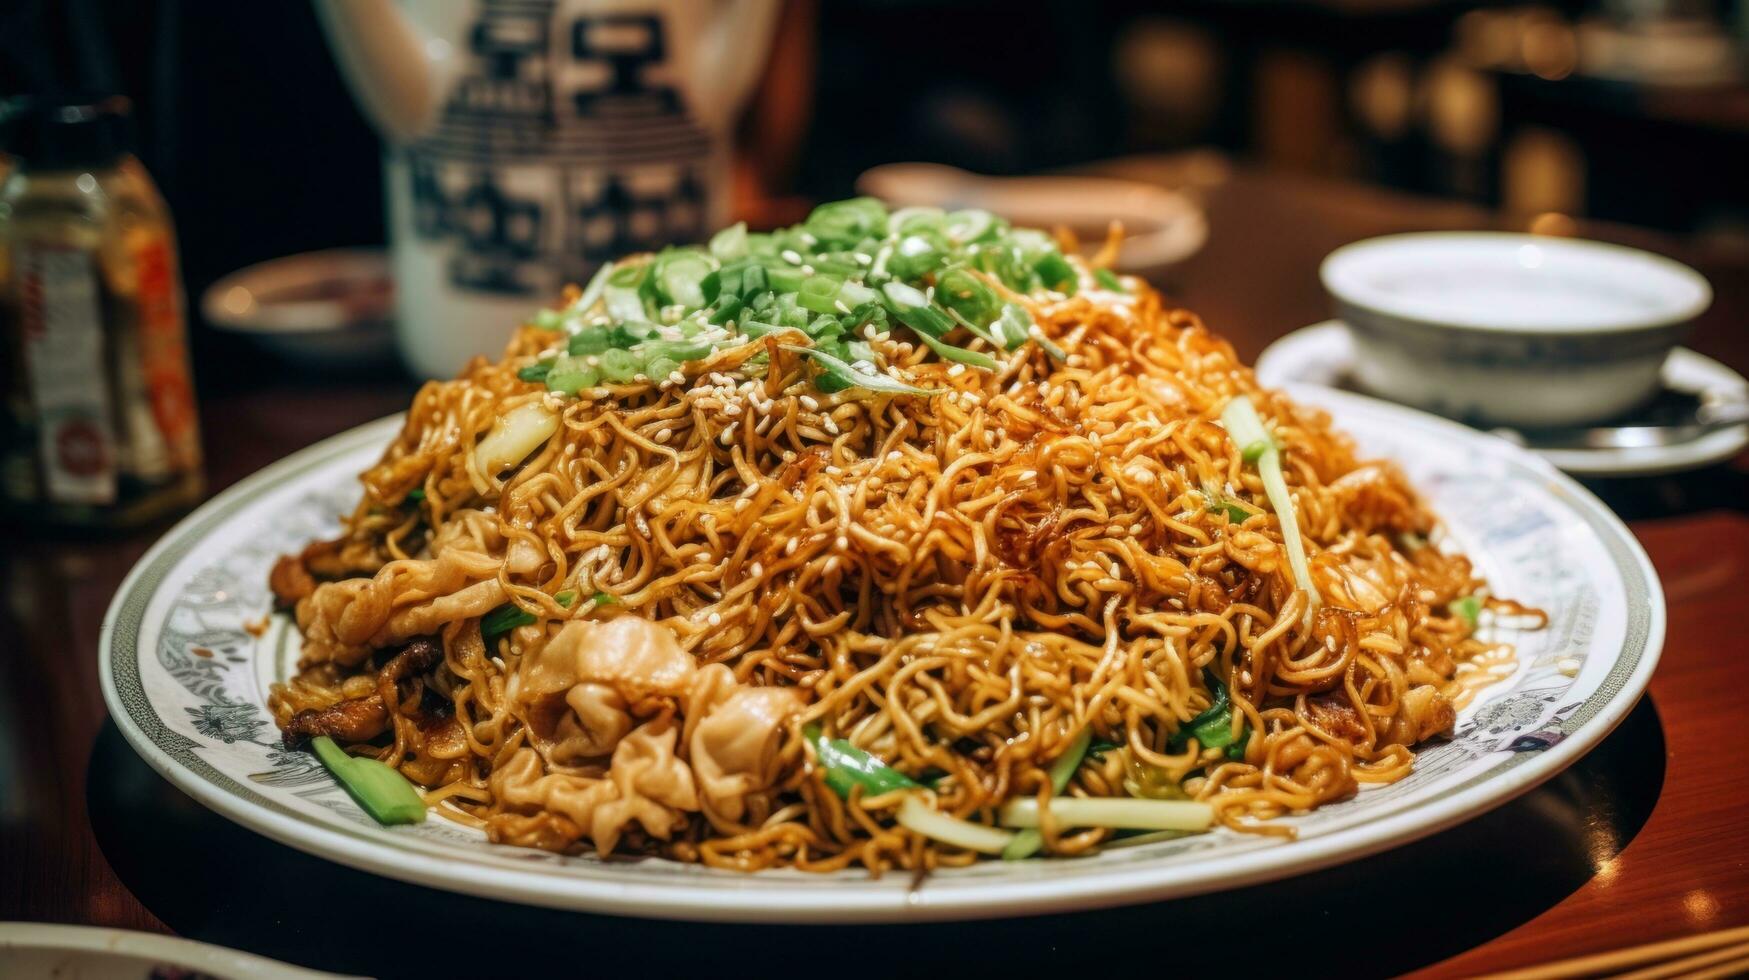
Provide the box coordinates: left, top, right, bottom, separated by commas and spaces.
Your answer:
0, 94, 134, 171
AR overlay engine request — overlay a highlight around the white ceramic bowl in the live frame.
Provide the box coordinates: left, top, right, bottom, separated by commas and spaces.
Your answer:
1320, 233, 1711, 426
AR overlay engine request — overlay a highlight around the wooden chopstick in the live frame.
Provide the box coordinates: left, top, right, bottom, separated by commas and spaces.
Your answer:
1477, 924, 1749, 980
1614, 941, 1749, 980
1667, 952, 1749, 980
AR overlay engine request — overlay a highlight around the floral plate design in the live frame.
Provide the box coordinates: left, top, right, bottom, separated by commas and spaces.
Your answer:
100, 385, 1663, 923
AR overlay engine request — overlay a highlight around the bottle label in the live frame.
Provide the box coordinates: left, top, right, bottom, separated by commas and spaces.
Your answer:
19, 246, 117, 505
132, 232, 200, 471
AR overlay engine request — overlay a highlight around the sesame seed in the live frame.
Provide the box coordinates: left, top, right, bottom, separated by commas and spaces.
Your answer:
733, 498, 750, 512
948, 364, 966, 377
836, 535, 849, 550
654, 428, 672, 443
785, 538, 798, 555
800, 395, 820, 411
707, 612, 722, 627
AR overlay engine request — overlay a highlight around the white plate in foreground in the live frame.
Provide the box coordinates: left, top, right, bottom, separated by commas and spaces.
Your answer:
100, 385, 1663, 923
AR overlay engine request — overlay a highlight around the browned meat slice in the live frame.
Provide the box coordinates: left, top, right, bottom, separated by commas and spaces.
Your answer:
268, 553, 317, 608
281, 637, 443, 747
267, 538, 380, 609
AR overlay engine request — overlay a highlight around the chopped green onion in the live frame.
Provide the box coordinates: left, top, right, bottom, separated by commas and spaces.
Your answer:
1033, 252, 1079, 294
1093, 268, 1126, 292
798, 274, 847, 315
708, 222, 749, 262
997, 797, 1214, 833
482, 590, 580, 644
1002, 727, 1092, 860
889, 232, 949, 280
591, 591, 617, 606
803, 197, 888, 247
1087, 740, 1122, 759
532, 309, 566, 331
598, 348, 644, 383
914, 329, 998, 370
568, 327, 612, 356
889, 205, 945, 233
544, 354, 600, 394
943, 209, 995, 244
309, 735, 426, 825
1221, 395, 1320, 616
654, 250, 714, 310
1452, 595, 1482, 628
403, 487, 425, 504
518, 361, 553, 383
782, 344, 941, 397
804, 723, 921, 799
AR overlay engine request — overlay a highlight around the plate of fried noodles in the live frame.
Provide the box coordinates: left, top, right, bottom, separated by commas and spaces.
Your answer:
102, 199, 1662, 922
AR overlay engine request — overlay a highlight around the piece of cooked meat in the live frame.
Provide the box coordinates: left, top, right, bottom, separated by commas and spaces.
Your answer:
268, 538, 382, 609
281, 637, 442, 747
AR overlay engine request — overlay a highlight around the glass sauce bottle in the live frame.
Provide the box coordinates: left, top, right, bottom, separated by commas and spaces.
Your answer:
0, 95, 203, 528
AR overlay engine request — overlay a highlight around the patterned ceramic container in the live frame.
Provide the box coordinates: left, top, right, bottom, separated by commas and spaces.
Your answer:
100, 386, 1663, 922
1322, 233, 1711, 427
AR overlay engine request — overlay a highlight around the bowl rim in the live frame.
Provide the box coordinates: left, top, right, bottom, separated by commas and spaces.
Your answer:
1320, 231, 1712, 335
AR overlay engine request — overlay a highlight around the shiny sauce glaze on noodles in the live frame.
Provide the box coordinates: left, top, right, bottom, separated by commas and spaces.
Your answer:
267, 256, 1532, 874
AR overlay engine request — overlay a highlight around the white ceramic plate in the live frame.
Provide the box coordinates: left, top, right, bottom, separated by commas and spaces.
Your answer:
100, 386, 1663, 923
855, 163, 1207, 269
1257, 321, 1749, 477
0, 923, 353, 979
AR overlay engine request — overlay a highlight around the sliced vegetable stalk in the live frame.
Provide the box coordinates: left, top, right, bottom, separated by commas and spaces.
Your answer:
998, 797, 1213, 833
1002, 727, 1092, 860
804, 724, 1014, 854
309, 735, 426, 825
1221, 395, 1320, 617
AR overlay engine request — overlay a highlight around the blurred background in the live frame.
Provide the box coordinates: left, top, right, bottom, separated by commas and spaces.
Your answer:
1, 0, 1745, 392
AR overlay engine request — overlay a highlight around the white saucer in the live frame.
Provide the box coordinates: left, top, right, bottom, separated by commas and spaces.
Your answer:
1256, 321, 1749, 478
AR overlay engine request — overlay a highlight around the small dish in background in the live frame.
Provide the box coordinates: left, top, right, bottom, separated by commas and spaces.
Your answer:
1256, 320, 1748, 477
856, 162, 1207, 270
202, 249, 396, 369
0, 922, 357, 979
1321, 232, 1712, 427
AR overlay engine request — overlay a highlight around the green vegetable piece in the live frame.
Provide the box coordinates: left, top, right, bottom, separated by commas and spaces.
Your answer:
591, 591, 617, 606
1452, 595, 1482, 629
403, 487, 424, 504
655, 250, 715, 311
532, 309, 566, 331
781, 344, 941, 397
798, 275, 847, 315
889, 231, 949, 280
568, 327, 612, 356
1222, 395, 1320, 614
482, 590, 580, 644
804, 724, 921, 800
943, 208, 995, 244
544, 354, 601, 394
598, 348, 644, 383
1168, 670, 1244, 753
645, 356, 680, 381
518, 361, 553, 383
309, 736, 426, 825
803, 197, 888, 247
914, 329, 998, 370
1002, 727, 1093, 860
1033, 251, 1079, 295
1086, 740, 1122, 759
1093, 268, 1126, 292
709, 222, 749, 261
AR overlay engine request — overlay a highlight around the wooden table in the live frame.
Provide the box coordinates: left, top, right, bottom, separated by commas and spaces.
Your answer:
3, 164, 1746, 979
